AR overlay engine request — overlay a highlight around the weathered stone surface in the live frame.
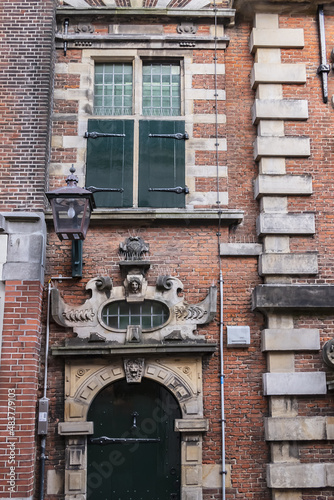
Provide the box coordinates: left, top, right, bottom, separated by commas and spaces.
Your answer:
267, 353, 294, 372
252, 99, 308, 123
250, 28, 304, 52
263, 372, 327, 396
263, 236, 290, 253
251, 63, 306, 88
261, 328, 320, 351
265, 416, 327, 441
220, 243, 262, 256
175, 419, 209, 432
254, 137, 310, 160
253, 284, 334, 312
254, 174, 312, 198
1, 212, 46, 282
58, 422, 94, 435
259, 253, 318, 275
257, 213, 315, 236
267, 463, 332, 488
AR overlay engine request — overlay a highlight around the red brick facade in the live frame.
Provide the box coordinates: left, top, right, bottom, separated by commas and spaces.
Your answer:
1, 1, 334, 500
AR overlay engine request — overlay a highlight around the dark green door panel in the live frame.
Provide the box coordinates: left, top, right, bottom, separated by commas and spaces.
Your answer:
138, 120, 186, 208
87, 378, 181, 500
86, 120, 134, 208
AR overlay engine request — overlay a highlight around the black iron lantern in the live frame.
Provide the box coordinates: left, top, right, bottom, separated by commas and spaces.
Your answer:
46, 167, 95, 241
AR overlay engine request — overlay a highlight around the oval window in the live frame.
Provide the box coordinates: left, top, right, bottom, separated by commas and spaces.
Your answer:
101, 300, 170, 331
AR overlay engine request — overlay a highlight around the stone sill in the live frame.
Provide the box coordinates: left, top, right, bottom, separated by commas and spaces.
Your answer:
52, 342, 217, 357
45, 208, 243, 224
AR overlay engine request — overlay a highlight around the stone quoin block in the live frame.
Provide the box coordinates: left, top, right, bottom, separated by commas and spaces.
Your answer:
252, 99, 308, 124
267, 463, 334, 488
261, 328, 320, 351
256, 213, 315, 236
259, 253, 318, 275
264, 416, 330, 441
252, 284, 334, 312
253, 137, 310, 160
263, 372, 327, 396
254, 174, 312, 198
250, 28, 304, 52
251, 63, 306, 88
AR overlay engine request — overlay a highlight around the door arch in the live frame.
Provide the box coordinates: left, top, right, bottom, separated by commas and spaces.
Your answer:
87, 377, 182, 500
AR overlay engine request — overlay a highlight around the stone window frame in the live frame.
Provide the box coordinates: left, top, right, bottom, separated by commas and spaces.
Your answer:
86, 50, 186, 208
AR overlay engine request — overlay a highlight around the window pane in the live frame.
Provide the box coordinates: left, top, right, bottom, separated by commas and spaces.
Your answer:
142, 62, 180, 116
94, 63, 133, 115
101, 300, 169, 330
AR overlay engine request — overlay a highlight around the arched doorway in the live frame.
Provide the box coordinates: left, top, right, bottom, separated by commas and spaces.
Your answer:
87, 378, 182, 500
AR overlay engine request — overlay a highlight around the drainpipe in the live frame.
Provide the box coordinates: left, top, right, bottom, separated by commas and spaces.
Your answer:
219, 270, 226, 500
39, 277, 73, 500
317, 5, 330, 103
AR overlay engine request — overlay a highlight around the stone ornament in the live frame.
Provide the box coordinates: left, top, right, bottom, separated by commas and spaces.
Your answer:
124, 358, 145, 383
323, 338, 334, 369
177, 23, 198, 34
119, 236, 149, 261
75, 23, 94, 33
124, 274, 147, 302
51, 274, 217, 344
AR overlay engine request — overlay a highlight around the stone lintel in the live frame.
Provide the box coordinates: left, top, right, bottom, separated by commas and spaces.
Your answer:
58, 421, 94, 435
52, 342, 217, 356
220, 243, 262, 256
254, 174, 312, 198
264, 416, 332, 441
259, 253, 318, 276
257, 213, 315, 236
263, 372, 327, 396
261, 328, 320, 351
251, 63, 306, 88
254, 137, 310, 161
252, 99, 308, 124
175, 419, 209, 432
250, 28, 304, 52
252, 284, 334, 313
267, 463, 334, 488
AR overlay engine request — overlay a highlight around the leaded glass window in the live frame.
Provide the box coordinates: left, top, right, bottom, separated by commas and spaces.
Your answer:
101, 300, 170, 330
142, 63, 181, 116
94, 63, 133, 116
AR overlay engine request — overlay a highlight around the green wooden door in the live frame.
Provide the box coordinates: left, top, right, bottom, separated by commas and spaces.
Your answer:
87, 378, 181, 500
138, 120, 186, 208
86, 120, 134, 208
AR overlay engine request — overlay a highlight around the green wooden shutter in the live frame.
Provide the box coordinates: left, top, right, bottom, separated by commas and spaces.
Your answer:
86, 119, 133, 208
138, 120, 186, 208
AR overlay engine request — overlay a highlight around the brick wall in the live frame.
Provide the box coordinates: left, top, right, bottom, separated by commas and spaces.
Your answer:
0, 0, 55, 211
0, 281, 43, 498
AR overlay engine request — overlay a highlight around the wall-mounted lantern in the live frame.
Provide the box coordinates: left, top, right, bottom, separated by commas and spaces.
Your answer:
45, 166, 95, 242
46, 166, 123, 278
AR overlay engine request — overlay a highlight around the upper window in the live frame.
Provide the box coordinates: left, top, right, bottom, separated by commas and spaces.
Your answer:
142, 63, 181, 117
86, 58, 187, 210
94, 63, 133, 116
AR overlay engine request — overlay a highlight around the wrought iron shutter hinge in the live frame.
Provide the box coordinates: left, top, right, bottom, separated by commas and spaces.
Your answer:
148, 186, 189, 194
84, 131, 126, 139
148, 132, 189, 140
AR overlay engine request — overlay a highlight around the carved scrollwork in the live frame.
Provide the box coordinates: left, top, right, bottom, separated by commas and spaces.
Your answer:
62, 309, 95, 322
156, 275, 174, 291
175, 305, 206, 321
